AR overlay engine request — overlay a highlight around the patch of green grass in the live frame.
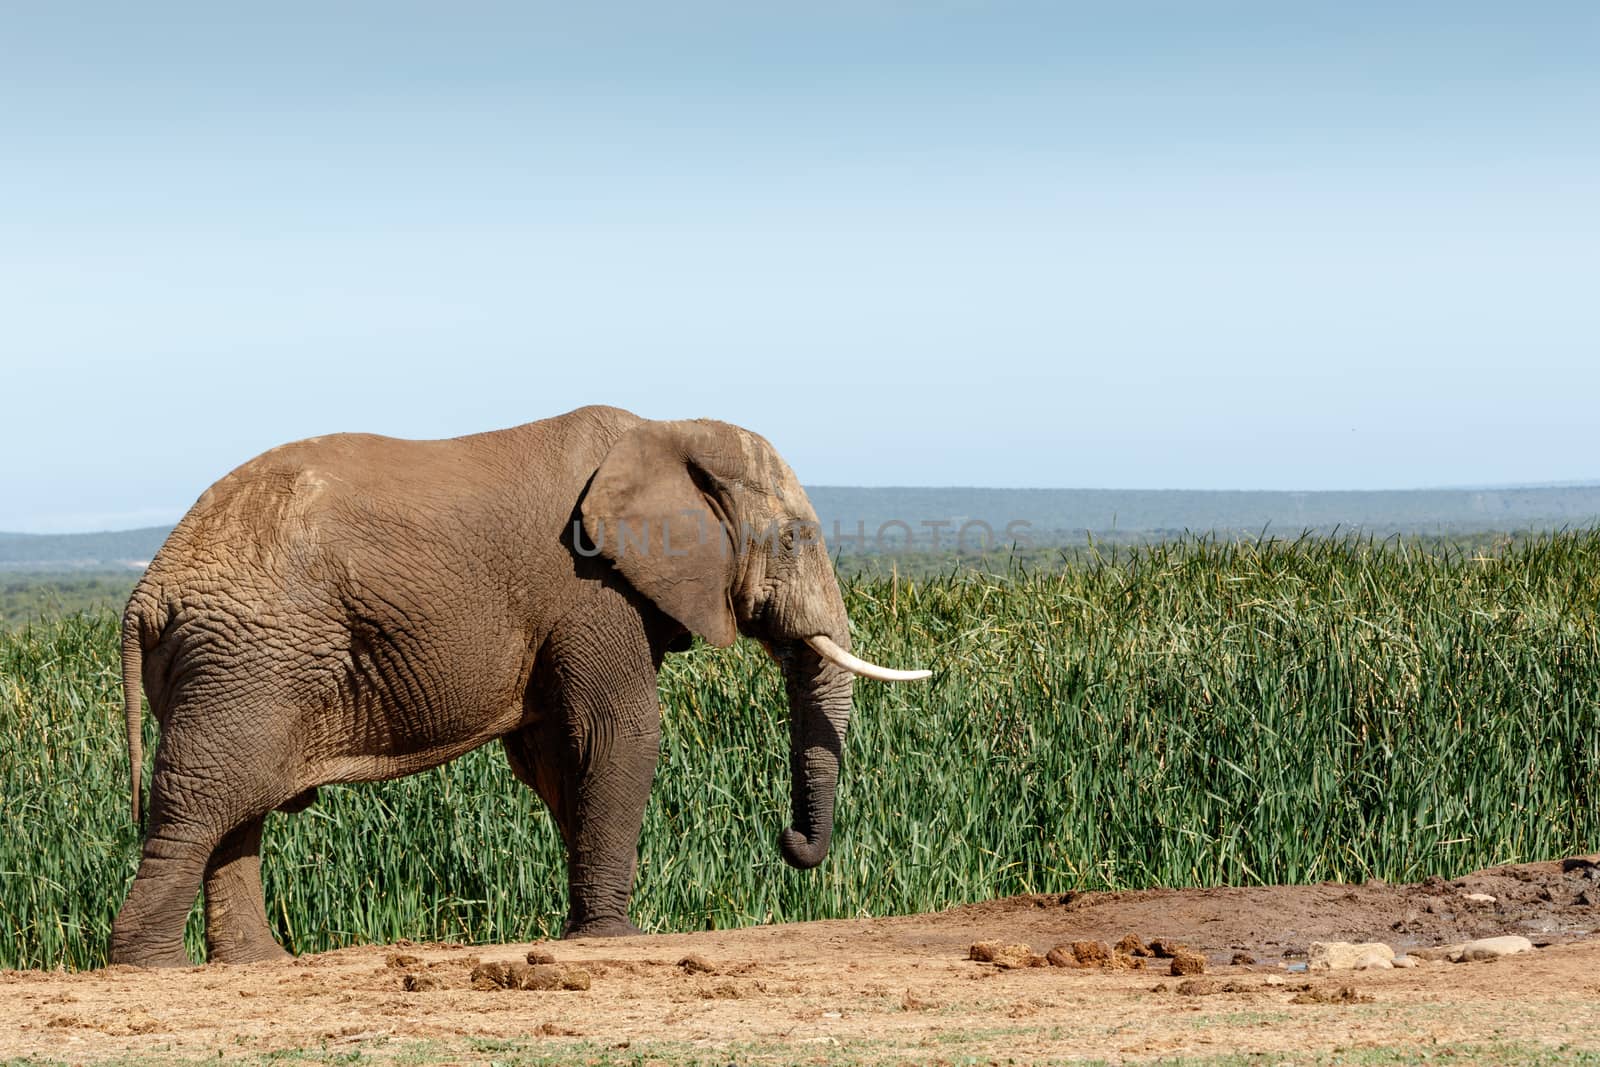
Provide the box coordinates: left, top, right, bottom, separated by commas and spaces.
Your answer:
3, 532, 1600, 970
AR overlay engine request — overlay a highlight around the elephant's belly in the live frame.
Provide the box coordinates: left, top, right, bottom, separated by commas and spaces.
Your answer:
303, 626, 533, 784
312, 694, 528, 784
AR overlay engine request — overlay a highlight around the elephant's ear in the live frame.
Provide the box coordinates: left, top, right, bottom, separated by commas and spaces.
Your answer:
580, 420, 741, 648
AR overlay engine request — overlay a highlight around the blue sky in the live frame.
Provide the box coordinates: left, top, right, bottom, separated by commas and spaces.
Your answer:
2, 2, 1597, 532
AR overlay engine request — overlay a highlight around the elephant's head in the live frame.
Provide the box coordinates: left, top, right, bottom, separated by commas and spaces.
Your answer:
580, 418, 929, 870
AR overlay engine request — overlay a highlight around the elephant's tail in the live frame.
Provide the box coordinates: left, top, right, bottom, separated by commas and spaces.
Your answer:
121, 606, 145, 826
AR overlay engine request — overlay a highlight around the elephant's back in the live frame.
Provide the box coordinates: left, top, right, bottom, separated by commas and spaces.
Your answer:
132, 433, 458, 657
131, 406, 646, 674
162, 405, 645, 567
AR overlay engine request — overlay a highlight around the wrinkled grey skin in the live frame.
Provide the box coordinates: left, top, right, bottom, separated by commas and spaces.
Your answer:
111, 406, 855, 967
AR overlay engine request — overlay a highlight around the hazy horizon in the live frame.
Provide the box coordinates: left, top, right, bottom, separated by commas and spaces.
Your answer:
4, 3, 1598, 532
7, 478, 1600, 539
8, 447, 1600, 538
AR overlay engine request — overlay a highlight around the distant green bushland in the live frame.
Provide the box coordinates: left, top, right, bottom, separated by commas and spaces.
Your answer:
1, 572, 138, 629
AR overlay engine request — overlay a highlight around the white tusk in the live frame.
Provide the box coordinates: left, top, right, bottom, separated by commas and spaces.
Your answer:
804, 635, 933, 682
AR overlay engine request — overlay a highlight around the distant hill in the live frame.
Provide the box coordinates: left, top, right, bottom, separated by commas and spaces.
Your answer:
0, 527, 170, 572
804, 484, 1600, 551
4, 484, 1600, 569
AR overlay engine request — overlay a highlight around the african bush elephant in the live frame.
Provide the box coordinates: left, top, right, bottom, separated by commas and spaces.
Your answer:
110, 405, 928, 967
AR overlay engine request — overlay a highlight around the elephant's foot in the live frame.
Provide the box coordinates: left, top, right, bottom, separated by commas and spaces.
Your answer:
203, 815, 289, 965
108, 940, 193, 969
562, 917, 644, 939
206, 935, 293, 965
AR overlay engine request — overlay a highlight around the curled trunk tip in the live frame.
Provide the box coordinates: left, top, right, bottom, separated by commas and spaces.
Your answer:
778, 827, 831, 869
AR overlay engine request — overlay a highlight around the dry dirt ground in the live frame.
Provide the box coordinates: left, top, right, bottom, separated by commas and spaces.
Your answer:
6, 856, 1600, 1066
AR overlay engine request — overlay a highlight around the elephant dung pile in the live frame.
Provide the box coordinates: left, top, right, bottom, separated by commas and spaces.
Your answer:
470, 958, 592, 992
396, 950, 592, 993
969, 935, 1206, 976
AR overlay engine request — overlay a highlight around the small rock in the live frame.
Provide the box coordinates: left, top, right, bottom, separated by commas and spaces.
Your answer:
1413, 935, 1533, 963
1461, 892, 1497, 905
1412, 944, 1462, 961
525, 949, 558, 965
1456, 935, 1533, 962
1308, 941, 1396, 971
1169, 951, 1206, 976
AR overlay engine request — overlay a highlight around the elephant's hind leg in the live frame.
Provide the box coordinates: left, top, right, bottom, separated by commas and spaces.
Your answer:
111, 715, 294, 968
203, 816, 291, 964
110, 773, 225, 968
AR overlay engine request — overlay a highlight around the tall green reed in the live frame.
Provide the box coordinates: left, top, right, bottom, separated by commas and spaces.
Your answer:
2, 532, 1596, 969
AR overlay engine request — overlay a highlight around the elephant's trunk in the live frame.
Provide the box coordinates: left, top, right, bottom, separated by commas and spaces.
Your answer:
777, 641, 854, 870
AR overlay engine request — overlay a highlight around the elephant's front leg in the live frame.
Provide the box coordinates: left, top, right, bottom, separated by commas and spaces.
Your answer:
512, 608, 666, 938
562, 701, 660, 938
512, 696, 660, 938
